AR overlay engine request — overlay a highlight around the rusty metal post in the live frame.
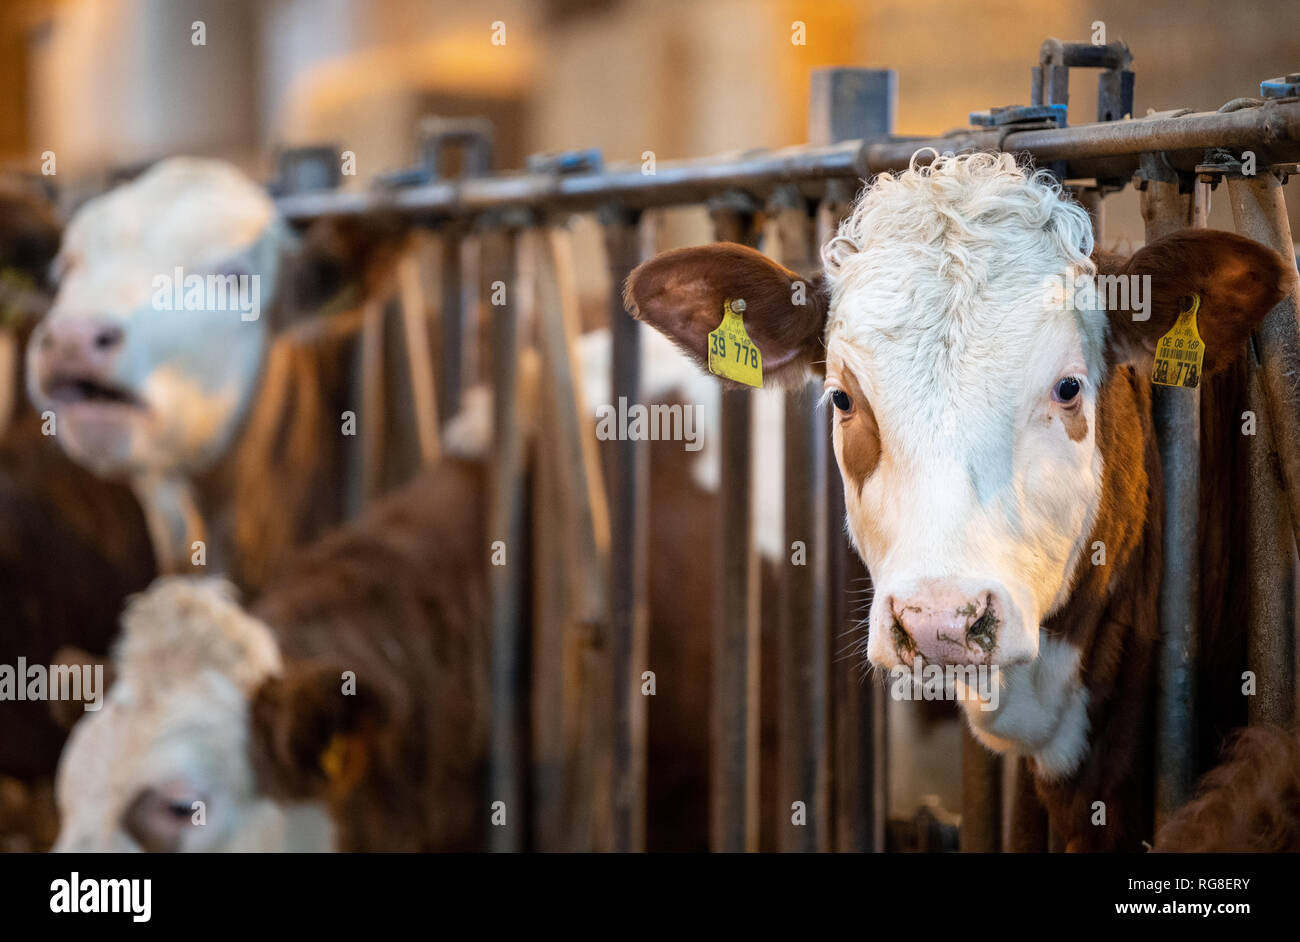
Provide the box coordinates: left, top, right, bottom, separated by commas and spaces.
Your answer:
708, 194, 761, 852
604, 206, 651, 852
766, 188, 830, 852
960, 728, 1003, 852
1076, 186, 1106, 244
1245, 349, 1295, 726
1140, 157, 1201, 828
488, 227, 527, 852
537, 225, 613, 851
1227, 168, 1300, 727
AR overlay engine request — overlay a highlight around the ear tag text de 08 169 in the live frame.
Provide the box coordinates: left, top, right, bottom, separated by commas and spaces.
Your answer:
1152, 294, 1205, 389
707, 298, 763, 388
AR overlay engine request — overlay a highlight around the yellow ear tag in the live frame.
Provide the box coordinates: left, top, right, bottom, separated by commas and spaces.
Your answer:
320, 733, 348, 782
707, 298, 763, 388
1152, 294, 1205, 389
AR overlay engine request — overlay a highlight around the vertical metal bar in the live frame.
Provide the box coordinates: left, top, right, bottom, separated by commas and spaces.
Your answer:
604, 206, 651, 852
1245, 348, 1295, 726
810, 66, 896, 857
1140, 159, 1200, 828
709, 197, 761, 853
357, 293, 387, 501
1227, 169, 1300, 727
1227, 171, 1300, 543
766, 189, 830, 852
488, 228, 526, 852
960, 727, 1002, 852
396, 246, 441, 466
536, 225, 613, 852
438, 229, 464, 426
1007, 756, 1049, 852
461, 231, 483, 389
1077, 186, 1106, 245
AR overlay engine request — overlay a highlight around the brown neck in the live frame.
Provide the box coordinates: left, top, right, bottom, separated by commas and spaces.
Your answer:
1035, 364, 1163, 851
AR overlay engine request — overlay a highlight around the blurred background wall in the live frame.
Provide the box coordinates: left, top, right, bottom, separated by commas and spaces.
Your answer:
0, 0, 1297, 241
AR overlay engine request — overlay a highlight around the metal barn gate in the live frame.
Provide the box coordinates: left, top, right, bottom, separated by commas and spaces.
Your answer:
272, 41, 1300, 852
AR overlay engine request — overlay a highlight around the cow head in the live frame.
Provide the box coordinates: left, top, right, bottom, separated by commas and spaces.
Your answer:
53, 578, 384, 852
627, 152, 1292, 675
27, 158, 294, 478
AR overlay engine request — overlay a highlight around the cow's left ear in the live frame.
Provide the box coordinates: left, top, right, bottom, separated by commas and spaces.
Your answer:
251, 660, 388, 802
1104, 229, 1295, 377
624, 242, 830, 387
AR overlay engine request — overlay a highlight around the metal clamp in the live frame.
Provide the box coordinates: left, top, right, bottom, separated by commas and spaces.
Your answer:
1260, 73, 1300, 100
268, 145, 342, 197
375, 116, 495, 189
526, 148, 604, 175
1033, 38, 1135, 123
969, 104, 1067, 128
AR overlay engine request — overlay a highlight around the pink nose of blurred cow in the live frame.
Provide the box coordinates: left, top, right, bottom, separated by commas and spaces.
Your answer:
889, 582, 1004, 664
36, 317, 125, 378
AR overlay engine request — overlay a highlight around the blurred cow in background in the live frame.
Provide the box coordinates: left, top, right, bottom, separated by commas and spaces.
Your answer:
26, 158, 409, 590
54, 457, 489, 852
0, 161, 404, 850
0, 178, 157, 850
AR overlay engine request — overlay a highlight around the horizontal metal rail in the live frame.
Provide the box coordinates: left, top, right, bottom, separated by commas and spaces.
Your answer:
276, 100, 1300, 223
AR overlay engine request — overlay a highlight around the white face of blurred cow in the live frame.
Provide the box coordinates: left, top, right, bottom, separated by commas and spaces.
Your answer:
53, 579, 335, 853
27, 158, 292, 478
821, 154, 1105, 670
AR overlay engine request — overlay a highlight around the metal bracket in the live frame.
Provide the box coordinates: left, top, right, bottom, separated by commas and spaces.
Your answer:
525, 148, 604, 175
969, 104, 1067, 128
374, 116, 495, 189
1033, 38, 1135, 123
268, 145, 342, 196
1197, 151, 1300, 186
1260, 73, 1300, 100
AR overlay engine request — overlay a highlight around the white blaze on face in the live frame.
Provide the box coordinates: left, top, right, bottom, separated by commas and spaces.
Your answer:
53, 578, 334, 853
822, 153, 1108, 673
27, 157, 292, 477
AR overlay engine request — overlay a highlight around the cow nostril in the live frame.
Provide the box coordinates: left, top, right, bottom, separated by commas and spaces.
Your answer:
891, 616, 917, 659
93, 326, 123, 351
966, 598, 999, 654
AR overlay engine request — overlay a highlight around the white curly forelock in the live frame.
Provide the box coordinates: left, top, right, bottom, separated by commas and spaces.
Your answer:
822, 151, 1098, 347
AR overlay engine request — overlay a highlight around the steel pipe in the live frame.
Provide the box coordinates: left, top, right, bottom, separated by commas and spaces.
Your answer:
604, 207, 651, 852
709, 200, 762, 853
275, 101, 1300, 224
1143, 164, 1202, 829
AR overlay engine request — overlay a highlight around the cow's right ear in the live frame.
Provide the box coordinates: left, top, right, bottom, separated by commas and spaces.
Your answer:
624, 242, 829, 386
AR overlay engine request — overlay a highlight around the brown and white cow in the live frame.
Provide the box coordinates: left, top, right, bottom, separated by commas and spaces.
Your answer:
31, 161, 758, 850
626, 151, 1294, 850
25, 157, 409, 591
53, 457, 489, 852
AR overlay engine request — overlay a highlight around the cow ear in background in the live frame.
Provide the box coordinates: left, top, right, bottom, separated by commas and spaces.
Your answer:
623, 242, 830, 387
251, 660, 388, 802
47, 647, 114, 731
1104, 229, 1295, 377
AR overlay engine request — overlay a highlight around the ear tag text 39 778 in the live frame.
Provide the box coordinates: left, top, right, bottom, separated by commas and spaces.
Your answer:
707, 298, 763, 388
1152, 294, 1204, 389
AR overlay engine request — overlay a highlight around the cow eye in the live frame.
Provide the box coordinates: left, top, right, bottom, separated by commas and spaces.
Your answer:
1052, 376, 1082, 404
831, 389, 853, 413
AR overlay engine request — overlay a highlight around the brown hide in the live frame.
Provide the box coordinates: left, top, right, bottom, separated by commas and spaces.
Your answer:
1036, 252, 1268, 851
250, 459, 490, 852
1154, 725, 1300, 852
